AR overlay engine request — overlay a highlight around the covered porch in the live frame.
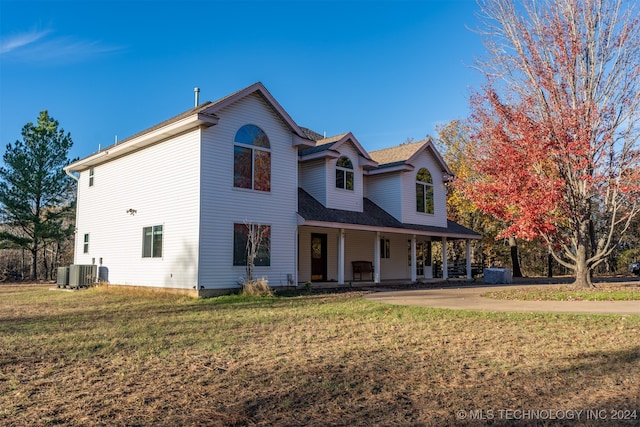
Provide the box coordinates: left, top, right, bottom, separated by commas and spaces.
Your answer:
296, 188, 482, 286
297, 225, 480, 286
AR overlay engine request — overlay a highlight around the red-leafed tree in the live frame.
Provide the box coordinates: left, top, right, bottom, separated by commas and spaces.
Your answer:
461, 0, 640, 287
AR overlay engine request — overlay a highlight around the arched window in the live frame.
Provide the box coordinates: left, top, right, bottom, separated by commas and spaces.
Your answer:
335, 156, 354, 190
416, 168, 434, 214
233, 125, 271, 191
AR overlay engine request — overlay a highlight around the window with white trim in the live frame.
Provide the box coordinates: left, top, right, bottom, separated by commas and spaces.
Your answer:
380, 238, 390, 258
142, 225, 163, 258
233, 223, 271, 266
416, 168, 434, 214
233, 125, 271, 192
335, 156, 354, 190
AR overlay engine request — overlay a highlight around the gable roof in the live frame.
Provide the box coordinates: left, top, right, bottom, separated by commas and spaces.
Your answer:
298, 188, 481, 239
66, 82, 315, 172
368, 138, 452, 177
199, 82, 313, 146
298, 132, 378, 168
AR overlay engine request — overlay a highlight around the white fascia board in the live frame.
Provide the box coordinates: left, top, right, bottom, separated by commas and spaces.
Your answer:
359, 157, 379, 169
293, 134, 316, 148
66, 113, 218, 172
298, 150, 340, 162
365, 164, 414, 175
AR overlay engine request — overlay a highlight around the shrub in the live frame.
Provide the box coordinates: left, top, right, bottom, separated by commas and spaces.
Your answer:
241, 277, 273, 297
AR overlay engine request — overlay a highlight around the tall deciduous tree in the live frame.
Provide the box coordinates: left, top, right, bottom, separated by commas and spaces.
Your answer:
438, 119, 523, 276
0, 111, 75, 280
462, 0, 640, 287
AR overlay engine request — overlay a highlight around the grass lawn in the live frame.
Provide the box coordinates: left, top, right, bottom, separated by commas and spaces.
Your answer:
1, 284, 639, 426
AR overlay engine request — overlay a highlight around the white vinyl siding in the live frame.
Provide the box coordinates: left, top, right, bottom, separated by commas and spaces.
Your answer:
343, 230, 374, 280
198, 93, 298, 289
364, 173, 404, 221
73, 129, 201, 289
299, 159, 327, 205
401, 150, 447, 227
326, 143, 363, 212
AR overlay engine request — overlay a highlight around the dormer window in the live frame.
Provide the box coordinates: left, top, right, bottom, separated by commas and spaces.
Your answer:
335, 156, 354, 190
416, 168, 434, 214
233, 125, 271, 192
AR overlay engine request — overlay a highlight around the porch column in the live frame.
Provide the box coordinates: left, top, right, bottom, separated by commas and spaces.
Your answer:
466, 239, 472, 280
442, 237, 448, 280
410, 235, 417, 282
374, 232, 381, 283
338, 228, 345, 285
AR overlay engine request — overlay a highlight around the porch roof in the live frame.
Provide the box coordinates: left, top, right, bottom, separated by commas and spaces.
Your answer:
297, 188, 481, 239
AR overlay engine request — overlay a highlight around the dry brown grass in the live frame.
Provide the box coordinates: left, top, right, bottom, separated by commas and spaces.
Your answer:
241, 278, 273, 297
1, 283, 639, 426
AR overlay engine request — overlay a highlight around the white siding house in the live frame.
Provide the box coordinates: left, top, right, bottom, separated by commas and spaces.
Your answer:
66, 82, 480, 296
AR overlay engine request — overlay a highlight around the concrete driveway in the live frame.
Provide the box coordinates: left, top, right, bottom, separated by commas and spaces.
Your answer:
364, 284, 640, 315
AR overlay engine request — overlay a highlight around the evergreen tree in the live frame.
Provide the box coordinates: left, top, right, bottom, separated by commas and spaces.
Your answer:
0, 111, 75, 280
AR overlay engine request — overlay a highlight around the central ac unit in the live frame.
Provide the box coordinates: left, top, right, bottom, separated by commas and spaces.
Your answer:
69, 264, 97, 288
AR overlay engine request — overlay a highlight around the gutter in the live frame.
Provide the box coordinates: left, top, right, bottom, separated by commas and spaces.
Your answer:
65, 168, 79, 181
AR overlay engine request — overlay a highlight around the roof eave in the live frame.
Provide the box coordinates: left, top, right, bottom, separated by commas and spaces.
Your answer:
65, 112, 219, 171
331, 132, 374, 161
365, 163, 415, 175
299, 149, 341, 162
293, 134, 316, 148
204, 82, 314, 146
407, 139, 453, 176
359, 157, 379, 169
298, 218, 481, 239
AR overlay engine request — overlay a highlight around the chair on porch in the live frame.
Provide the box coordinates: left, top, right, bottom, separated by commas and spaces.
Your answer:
352, 261, 374, 281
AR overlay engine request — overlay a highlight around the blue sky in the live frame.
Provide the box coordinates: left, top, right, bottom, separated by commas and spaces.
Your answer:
1, 0, 486, 161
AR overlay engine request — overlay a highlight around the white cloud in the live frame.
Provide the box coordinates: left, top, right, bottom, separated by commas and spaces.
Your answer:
0, 28, 124, 63
0, 29, 51, 54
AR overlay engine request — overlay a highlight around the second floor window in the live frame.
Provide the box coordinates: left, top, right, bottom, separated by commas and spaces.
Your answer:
234, 124, 271, 192
416, 168, 434, 214
335, 156, 354, 190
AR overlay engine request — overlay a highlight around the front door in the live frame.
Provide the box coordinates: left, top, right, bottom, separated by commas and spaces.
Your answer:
311, 233, 327, 281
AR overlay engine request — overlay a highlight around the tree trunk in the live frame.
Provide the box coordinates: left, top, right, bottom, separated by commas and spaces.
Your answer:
30, 245, 38, 281
573, 238, 592, 288
547, 252, 553, 278
43, 243, 49, 281
508, 236, 523, 277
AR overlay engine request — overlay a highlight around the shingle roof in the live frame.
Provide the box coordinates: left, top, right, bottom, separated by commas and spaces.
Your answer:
369, 140, 426, 166
71, 82, 316, 168
299, 132, 349, 156
299, 127, 325, 141
298, 188, 402, 227
298, 188, 481, 238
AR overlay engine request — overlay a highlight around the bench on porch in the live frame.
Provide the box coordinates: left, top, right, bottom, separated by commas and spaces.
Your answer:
352, 261, 374, 281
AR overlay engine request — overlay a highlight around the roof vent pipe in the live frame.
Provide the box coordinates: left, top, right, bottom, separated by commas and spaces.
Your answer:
194, 87, 200, 107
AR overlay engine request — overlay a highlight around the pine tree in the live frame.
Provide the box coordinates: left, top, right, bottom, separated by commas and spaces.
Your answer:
0, 111, 75, 280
